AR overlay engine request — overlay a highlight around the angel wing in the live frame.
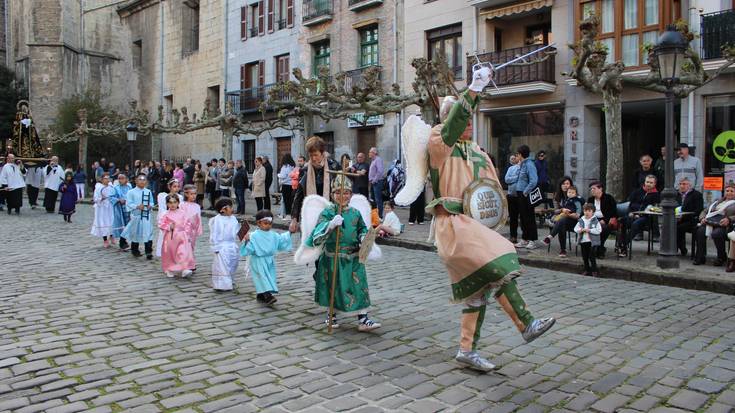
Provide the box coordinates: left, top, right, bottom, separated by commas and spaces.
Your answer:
394, 115, 431, 206
294, 194, 331, 265
349, 194, 382, 261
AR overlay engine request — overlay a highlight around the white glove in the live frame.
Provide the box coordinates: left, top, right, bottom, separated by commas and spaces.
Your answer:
468, 66, 493, 92
328, 215, 344, 231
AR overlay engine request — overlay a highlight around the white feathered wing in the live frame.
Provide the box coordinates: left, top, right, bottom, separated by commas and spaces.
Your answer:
394, 115, 431, 206
294, 194, 331, 265
349, 194, 382, 261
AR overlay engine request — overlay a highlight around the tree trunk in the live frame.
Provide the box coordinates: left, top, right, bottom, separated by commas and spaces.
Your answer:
78, 133, 88, 169
602, 90, 624, 200
222, 129, 234, 159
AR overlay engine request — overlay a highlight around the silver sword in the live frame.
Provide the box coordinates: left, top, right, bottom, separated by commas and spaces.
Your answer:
472, 43, 556, 90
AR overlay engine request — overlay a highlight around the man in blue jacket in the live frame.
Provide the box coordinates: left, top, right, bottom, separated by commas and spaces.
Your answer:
515, 145, 538, 249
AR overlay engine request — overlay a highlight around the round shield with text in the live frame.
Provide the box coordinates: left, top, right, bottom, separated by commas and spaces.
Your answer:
463, 178, 508, 231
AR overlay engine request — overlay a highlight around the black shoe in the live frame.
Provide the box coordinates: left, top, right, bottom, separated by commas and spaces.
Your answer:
264, 293, 277, 305
693, 258, 705, 265
256, 293, 266, 303
146, 254, 153, 260
714, 258, 726, 266
131, 250, 142, 257
680, 248, 688, 256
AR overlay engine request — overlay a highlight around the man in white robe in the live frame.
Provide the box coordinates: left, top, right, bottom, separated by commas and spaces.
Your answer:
0, 154, 26, 215
44, 156, 65, 213
25, 166, 42, 209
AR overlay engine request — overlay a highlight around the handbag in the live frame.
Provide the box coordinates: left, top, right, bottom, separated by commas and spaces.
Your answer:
705, 214, 725, 226
607, 217, 619, 231
528, 187, 543, 207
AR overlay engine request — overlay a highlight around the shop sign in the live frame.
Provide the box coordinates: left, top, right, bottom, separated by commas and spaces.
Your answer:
347, 113, 384, 128
712, 130, 735, 163
704, 176, 724, 191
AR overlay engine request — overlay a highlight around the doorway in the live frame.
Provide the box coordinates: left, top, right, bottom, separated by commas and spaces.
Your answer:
600, 99, 676, 193
276, 137, 291, 169
356, 128, 376, 158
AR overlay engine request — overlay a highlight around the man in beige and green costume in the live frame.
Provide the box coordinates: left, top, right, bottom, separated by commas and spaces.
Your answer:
429, 67, 555, 371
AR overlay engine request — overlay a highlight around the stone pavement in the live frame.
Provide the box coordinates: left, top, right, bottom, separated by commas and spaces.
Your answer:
1, 205, 735, 413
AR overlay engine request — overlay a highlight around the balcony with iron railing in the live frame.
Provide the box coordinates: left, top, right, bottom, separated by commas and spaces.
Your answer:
348, 0, 383, 12
303, 0, 332, 26
225, 83, 291, 114
467, 44, 556, 96
701, 9, 735, 60
343, 65, 382, 90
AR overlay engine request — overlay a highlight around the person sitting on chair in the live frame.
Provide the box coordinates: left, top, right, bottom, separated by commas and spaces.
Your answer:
694, 184, 735, 266
616, 175, 660, 258
675, 177, 703, 257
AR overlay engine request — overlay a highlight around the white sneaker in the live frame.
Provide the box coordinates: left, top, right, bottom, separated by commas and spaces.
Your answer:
525, 241, 538, 250
181, 269, 193, 278
165, 271, 174, 278
514, 240, 528, 248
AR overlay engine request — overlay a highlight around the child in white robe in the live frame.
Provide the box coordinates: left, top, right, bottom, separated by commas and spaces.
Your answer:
209, 198, 240, 292
91, 174, 115, 248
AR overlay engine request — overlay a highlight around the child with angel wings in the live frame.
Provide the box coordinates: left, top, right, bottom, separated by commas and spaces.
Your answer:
294, 174, 382, 331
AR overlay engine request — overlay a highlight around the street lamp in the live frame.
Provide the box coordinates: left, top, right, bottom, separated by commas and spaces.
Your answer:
654, 25, 688, 269
126, 121, 138, 175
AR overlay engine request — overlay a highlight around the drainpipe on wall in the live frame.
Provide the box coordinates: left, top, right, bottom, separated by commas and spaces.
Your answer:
80, 0, 85, 93
687, 2, 697, 147
159, 0, 164, 108
472, 6, 479, 144
224, 0, 231, 159
393, 0, 400, 162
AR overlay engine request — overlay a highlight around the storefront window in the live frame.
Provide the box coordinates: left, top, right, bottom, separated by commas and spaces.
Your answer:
705, 95, 735, 176
489, 108, 565, 188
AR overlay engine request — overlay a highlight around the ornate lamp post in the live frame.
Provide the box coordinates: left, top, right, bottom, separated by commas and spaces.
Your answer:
654, 26, 688, 269
126, 121, 138, 174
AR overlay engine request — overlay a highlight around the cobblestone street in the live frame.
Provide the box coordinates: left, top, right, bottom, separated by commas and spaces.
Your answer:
1, 205, 734, 413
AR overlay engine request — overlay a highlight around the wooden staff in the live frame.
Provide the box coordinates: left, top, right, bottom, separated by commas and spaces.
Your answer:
327, 161, 353, 334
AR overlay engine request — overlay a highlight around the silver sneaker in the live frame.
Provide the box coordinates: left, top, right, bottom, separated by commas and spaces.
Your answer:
514, 240, 528, 248
522, 317, 556, 343
455, 350, 496, 372
525, 241, 538, 250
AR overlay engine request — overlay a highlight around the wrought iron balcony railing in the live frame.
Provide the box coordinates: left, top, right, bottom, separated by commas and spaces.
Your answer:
701, 9, 735, 60
303, 0, 332, 24
467, 44, 556, 87
348, 0, 383, 12
225, 83, 291, 114
343, 65, 382, 90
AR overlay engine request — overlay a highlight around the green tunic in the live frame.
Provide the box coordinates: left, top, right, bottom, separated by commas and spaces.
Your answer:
306, 204, 371, 312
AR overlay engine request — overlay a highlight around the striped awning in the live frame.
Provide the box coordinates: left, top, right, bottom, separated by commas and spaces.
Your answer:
480, 0, 553, 19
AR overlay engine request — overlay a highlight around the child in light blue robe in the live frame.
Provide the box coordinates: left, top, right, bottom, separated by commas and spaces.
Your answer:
240, 209, 293, 305
121, 175, 155, 259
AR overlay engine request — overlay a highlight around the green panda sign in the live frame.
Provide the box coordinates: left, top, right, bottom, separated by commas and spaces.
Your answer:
713, 131, 735, 163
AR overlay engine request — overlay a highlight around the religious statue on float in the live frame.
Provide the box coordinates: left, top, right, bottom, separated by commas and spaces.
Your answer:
3, 100, 47, 167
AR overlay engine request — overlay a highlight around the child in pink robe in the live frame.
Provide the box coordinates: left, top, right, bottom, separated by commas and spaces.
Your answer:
158, 194, 195, 278
181, 185, 203, 268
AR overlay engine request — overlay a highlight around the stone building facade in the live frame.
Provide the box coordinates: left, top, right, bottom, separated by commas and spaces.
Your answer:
225, 0, 304, 176
118, 0, 225, 163
5, 0, 134, 135
297, 0, 404, 166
